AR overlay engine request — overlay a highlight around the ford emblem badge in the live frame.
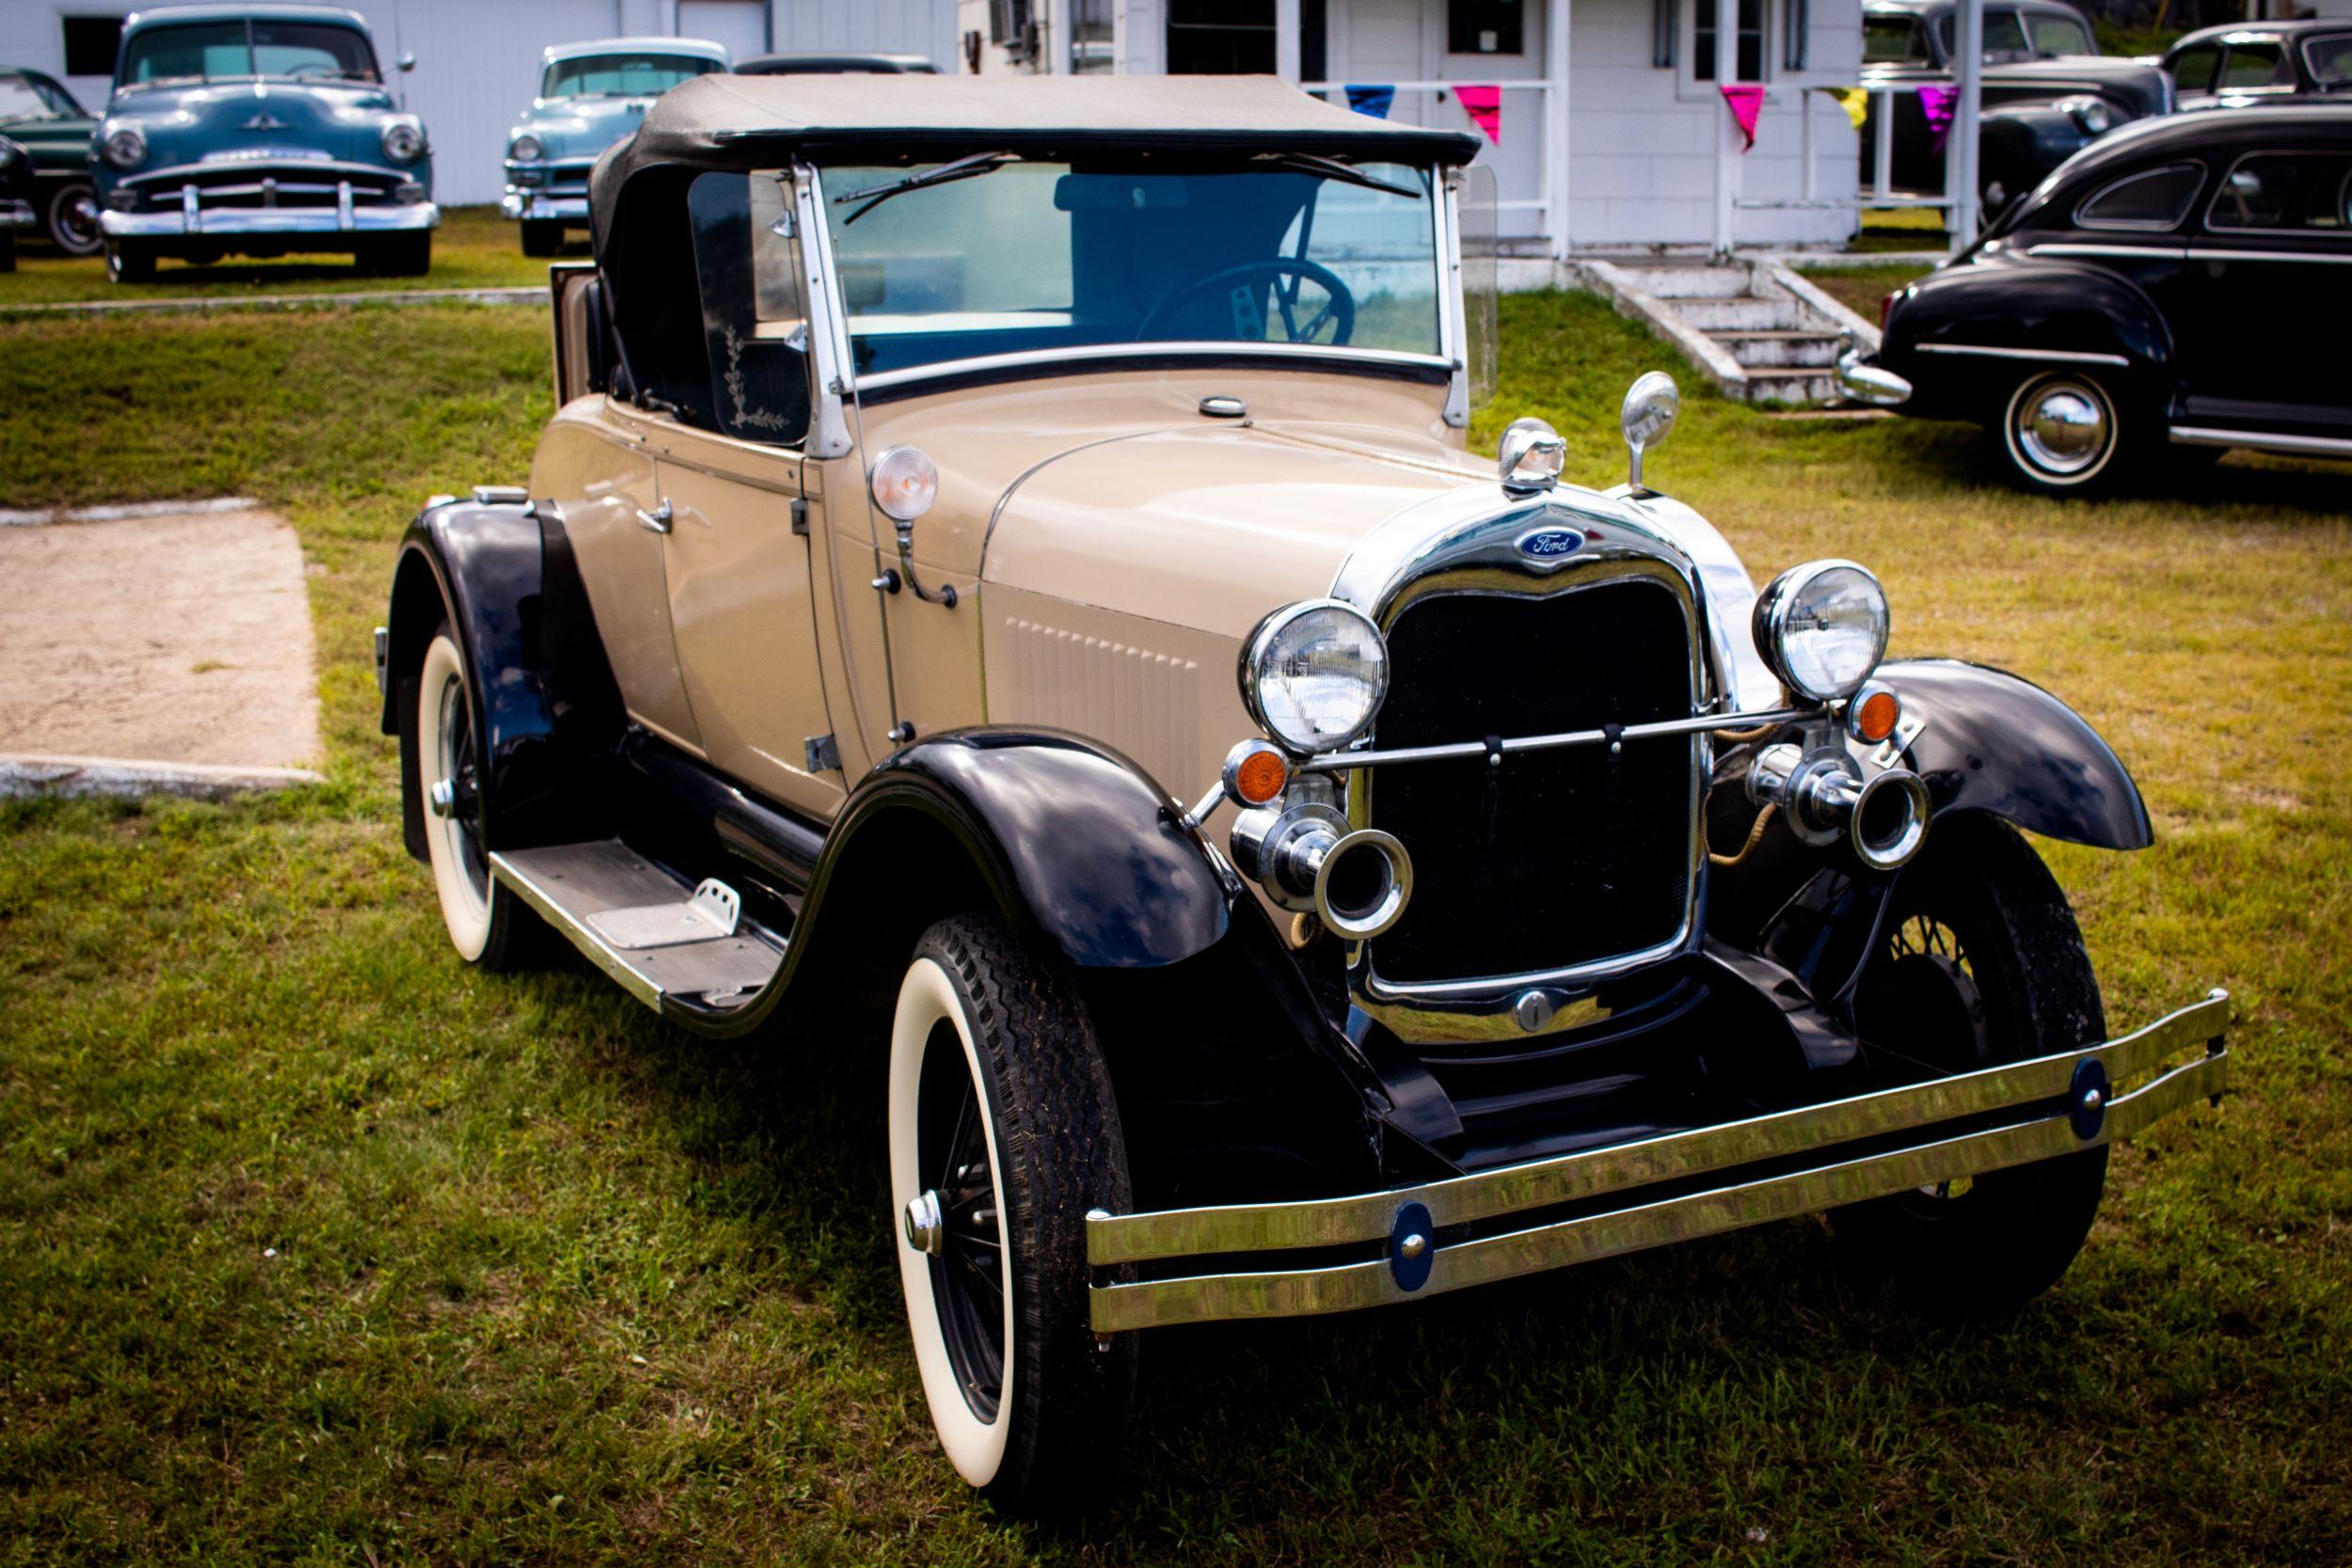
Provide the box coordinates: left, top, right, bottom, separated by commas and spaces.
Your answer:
1517, 527, 1584, 562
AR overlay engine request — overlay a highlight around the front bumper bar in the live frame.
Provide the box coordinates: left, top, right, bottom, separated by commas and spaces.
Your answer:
500, 189, 588, 222
1837, 341, 1914, 406
102, 194, 438, 239
1087, 991, 2228, 1333
0, 200, 33, 230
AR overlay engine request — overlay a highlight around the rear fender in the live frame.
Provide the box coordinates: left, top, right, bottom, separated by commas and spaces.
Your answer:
1883, 260, 2171, 422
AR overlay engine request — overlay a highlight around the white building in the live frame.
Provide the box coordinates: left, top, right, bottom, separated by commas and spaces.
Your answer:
956, 0, 1867, 253
0, 1, 959, 207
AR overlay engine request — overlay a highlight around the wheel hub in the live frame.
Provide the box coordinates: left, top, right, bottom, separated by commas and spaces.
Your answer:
904, 1189, 946, 1256
2019, 386, 2107, 473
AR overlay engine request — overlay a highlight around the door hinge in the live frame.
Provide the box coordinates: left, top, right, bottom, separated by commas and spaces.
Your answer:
803, 733, 842, 772
790, 497, 808, 536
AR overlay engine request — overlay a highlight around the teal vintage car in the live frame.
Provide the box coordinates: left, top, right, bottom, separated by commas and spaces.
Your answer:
91, 4, 437, 283
500, 36, 728, 256
0, 68, 101, 255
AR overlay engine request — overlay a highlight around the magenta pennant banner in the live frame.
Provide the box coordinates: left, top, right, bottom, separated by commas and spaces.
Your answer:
1918, 84, 1958, 151
1457, 84, 1502, 144
1720, 85, 1764, 152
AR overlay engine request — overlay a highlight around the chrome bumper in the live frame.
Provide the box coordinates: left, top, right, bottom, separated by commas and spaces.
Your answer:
101, 197, 438, 239
1087, 991, 2228, 1333
0, 199, 33, 230
500, 189, 588, 222
1836, 343, 1913, 407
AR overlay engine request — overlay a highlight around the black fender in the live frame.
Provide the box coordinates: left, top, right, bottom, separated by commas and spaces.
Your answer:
1756, 658, 2150, 1006
379, 497, 624, 862
1882, 257, 2172, 424
1978, 106, 2095, 193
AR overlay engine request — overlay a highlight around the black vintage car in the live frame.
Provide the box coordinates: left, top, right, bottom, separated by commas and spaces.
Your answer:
0, 132, 37, 272
1840, 104, 2352, 493
2163, 20, 2352, 112
1862, 0, 2173, 213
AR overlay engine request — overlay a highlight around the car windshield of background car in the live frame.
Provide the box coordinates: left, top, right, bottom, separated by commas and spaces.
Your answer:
1941, 10, 2032, 60
813, 159, 1442, 378
2305, 34, 2352, 86
1863, 17, 1932, 64
543, 55, 721, 99
120, 21, 377, 86
2026, 12, 2092, 55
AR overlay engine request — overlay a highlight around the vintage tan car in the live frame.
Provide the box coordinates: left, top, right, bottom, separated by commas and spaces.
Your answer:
378, 74, 2229, 1510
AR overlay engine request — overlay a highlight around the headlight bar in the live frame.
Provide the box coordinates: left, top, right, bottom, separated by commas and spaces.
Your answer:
1289, 702, 1821, 774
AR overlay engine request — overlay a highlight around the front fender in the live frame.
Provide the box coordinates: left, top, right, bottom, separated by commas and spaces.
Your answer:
1882, 258, 2171, 422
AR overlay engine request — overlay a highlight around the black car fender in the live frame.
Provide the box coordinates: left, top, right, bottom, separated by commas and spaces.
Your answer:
1756, 658, 2150, 1006
1978, 104, 2096, 192
379, 497, 624, 861
1883, 259, 2173, 423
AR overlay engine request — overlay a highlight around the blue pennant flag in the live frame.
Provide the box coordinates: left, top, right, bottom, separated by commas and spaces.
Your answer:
1344, 84, 1395, 119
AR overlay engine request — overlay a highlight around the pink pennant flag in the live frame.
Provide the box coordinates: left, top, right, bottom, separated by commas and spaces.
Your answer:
1456, 84, 1502, 144
1917, 84, 1957, 151
1720, 85, 1764, 152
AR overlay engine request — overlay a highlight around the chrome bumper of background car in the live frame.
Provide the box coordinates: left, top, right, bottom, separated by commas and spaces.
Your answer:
101, 198, 439, 239
1836, 343, 1913, 407
1085, 991, 2228, 1333
1, 200, 34, 229
501, 189, 589, 222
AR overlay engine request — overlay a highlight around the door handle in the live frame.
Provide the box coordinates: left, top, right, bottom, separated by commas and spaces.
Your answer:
635, 499, 673, 534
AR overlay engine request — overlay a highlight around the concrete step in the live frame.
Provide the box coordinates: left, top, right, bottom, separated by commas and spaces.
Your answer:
1740, 366, 1839, 404
1607, 264, 1759, 299
1714, 329, 1846, 369
1675, 296, 1811, 331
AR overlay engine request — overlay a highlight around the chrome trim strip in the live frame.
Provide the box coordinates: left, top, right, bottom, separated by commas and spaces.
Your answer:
1297, 705, 1816, 773
2023, 243, 2186, 261
2185, 247, 2352, 265
2169, 425, 2352, 457
1087, 993, 2228, 1331
1915, 343, 2131, 366
854, 341, 1454, 394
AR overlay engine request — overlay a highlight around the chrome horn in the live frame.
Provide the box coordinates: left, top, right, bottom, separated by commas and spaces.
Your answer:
1747, 743, 1931, 872
1231, 802, 1414, 940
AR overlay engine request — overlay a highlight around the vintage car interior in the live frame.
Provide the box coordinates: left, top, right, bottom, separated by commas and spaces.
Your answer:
383, 75, 2230, 1509
1846, 103, 2352, 492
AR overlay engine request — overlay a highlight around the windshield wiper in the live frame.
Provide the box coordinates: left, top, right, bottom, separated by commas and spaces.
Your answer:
1251, 152, 1422, 199
834, 151, 1021, 225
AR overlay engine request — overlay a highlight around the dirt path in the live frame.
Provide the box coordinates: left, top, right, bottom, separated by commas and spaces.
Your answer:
0, 506, 321, 769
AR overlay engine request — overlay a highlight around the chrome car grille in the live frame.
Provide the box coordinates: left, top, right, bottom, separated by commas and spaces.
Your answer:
1363, 571, 1699, 986
121, 163, 409, 212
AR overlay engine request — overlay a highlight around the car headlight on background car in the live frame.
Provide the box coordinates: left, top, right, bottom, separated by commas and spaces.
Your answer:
381, 118, 426, 164
2057, 95, 2114, 136
102, 123, 147, 170
1752, 560, 1890, 704
509, 133, 543, 163
1241, 599, 1390, 755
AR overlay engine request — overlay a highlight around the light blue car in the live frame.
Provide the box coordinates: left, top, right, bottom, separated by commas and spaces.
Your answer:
90, 3, 436, 283
501, 37, 728, 256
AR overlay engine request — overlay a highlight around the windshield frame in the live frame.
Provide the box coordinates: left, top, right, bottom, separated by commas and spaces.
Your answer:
114, 17, 383, 94
538, 52, 723, 102
797, 154, 1463, 413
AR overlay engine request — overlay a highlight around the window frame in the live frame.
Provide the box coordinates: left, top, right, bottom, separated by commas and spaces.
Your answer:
2072, 160, 2206, 233
2215, 40, 2294, 94
1447, 0, 1528, 57
2201, 148, 2352, 236
2300, 32, 2352, 88
1686, 0, 1772, 86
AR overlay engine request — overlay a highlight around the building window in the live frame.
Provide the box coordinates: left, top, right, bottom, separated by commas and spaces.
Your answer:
1693, 0, 1766, 81
1449, 0, 1525, 56
1070, 0, 1115, 71
62, 14, 126, 76
1167, 0, 1275, 75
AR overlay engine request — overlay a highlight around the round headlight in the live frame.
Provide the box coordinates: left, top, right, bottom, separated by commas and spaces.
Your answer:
1752, 560, 1890, 704
2058, 95, 2114, 136
869, 446, 938, 522
103, 124, 147, 170
381, 119, 426, 164
509, 133, 544, 163
1241, 599, 1390, 755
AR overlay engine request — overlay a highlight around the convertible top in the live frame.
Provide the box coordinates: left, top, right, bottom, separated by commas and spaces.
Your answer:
589, 73, 1480, 246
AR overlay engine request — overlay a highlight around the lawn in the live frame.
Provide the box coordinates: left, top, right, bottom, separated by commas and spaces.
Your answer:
0, 205, 569, 309
2, 292, 2348, 1565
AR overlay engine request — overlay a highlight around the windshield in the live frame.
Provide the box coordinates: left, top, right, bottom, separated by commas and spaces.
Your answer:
2309, 34, 2352, 87
0, 73, 77, 120
542, 54, 721, 99
815, 158, 1443, 380
120, 20, 380, 87
1863, 17, 1932, 64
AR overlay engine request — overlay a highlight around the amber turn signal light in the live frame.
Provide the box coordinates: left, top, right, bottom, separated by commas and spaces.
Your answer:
1221, 739, 1292, 808
1848, 683, 1901, 746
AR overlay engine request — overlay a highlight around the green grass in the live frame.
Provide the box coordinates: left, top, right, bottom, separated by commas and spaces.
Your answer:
0, 205, 569, 309
3, 293, 2349, 1563
1789, 261, 1940, 323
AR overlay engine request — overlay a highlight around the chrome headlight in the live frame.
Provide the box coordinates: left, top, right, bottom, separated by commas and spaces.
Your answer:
1752, 561, 1890, 704
381, 118, 426, 164
508, 133, 543, 163
1240, 599, 1390, 755
103, 123, 147, 170
2058, 95, 2113, 135
0, 137, 22, 170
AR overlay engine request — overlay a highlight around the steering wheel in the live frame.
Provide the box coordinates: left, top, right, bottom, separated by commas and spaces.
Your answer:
1136, 258, 1357, 346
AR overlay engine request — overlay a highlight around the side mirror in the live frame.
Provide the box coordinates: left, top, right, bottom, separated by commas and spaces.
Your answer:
1620, 372, 1679, 490
396, 52, 417, 73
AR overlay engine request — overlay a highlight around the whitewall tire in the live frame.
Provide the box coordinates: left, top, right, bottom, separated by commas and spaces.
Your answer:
415, 630, 538, 969
1999, 371, 2123, 497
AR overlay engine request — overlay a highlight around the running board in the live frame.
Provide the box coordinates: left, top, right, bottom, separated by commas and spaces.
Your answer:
489, 841, 784, 1015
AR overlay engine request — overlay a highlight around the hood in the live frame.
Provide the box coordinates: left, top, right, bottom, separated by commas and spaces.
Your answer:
106, 79, 402, 169
516, 94, 658, 160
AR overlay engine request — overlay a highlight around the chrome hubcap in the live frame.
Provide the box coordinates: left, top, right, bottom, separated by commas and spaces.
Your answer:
903, 1188, 946, 1256
2018, 385, 2109, 474
427, 777, 455, 818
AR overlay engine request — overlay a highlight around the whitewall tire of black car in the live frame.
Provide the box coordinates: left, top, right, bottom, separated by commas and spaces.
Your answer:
2000, 371, 2122, 495
416, 630, 536, 968
887, 914, 1136, 1510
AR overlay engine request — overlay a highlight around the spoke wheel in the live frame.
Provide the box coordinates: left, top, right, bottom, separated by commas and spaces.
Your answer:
888, 915, 1135, 1511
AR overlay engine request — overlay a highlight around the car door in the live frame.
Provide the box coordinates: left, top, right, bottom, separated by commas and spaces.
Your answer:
2182, 147, 2352, 433
652, 169, 846, 820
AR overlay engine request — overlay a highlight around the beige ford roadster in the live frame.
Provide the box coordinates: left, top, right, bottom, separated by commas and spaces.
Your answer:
379, 74, 2228, 1510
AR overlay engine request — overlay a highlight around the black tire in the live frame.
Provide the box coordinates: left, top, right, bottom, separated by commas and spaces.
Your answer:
520, 219, 564, 258
46, 182, 103, 256
888, 913, 1135, 1513
361, 232, 432, 277
1994, 369, 2147, 498
103, 239, 154, 283
413, 627, 543, 970
1834, 817, 2110, 1317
